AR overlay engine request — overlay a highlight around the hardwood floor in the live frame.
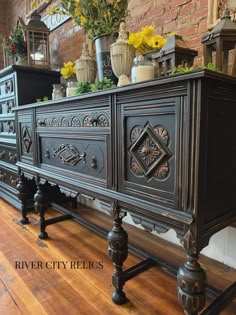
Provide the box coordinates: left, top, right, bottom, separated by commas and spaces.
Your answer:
0, 199, 235, 315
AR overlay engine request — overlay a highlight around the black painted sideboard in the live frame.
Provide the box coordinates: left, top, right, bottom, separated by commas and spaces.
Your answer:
0, 65, 60, 208
14, 70, 236, 315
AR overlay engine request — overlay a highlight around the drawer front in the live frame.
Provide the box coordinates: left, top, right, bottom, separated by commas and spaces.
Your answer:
39, 135, 107, 184
0, 98, 16, 115
0, 74, 15, 99
118, 97, 183, 209
36, 108, 111, 128
0, 119, 15, 134
0, 144, 17, 165
0, 167, 18, 189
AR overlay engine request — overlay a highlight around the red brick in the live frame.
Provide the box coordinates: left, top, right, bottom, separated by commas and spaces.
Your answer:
179, 2, 197, 16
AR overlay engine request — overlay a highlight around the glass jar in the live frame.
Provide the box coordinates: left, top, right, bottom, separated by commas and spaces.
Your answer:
66, 79, 77, 97
52, 84, 65, 99
131, 57, 155, 83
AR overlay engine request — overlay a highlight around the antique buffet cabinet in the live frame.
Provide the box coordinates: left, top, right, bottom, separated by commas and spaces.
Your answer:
14, 70, 236, 315
0, 65, 59, 208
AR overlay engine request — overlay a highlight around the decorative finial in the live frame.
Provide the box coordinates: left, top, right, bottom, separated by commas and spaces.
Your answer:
82, 43, 89, 57
221, 8, 231, 19
118, 22, 128, 41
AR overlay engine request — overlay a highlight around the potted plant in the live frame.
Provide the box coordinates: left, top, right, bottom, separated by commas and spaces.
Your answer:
0, 24, 27, 65
47, 0, 128, 82
60, 61, 77, 97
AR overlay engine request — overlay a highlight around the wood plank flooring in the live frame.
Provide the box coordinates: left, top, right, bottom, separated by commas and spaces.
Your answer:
0, 199, 235, 315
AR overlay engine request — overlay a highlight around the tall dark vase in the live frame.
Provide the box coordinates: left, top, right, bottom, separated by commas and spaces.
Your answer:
94, 34, 118, 84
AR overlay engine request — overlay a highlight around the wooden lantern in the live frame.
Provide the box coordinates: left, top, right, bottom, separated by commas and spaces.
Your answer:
202, 8, 236, 76
26, 11, 50, 69
151, 35, 198, 76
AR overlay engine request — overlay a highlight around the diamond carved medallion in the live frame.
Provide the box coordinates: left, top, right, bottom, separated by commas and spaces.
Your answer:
129, 123, 171, 179
22, 126, 32, 153
53, 144, 85, 166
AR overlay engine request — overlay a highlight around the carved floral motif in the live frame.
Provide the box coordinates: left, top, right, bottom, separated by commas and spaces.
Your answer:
129, 123, 171, 180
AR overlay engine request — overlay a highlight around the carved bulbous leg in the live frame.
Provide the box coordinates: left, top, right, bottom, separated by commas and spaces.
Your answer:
16, 173, 29, 224
34, 180, 48, 239
108, 203, 128, 305
177, 254, 207, 315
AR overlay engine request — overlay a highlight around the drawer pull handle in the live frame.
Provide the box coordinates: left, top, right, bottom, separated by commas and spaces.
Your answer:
45, 149, 50, 159
0, 151, 5, 158
89, 118, 98, 126
38, 120, 45, 126
9, 152, 17, 161
10, 176, 17, 185
0, 173, 6, 180
91, 156, 97, 169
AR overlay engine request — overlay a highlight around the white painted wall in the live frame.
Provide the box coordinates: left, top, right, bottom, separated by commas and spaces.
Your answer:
80, 197, 236, 269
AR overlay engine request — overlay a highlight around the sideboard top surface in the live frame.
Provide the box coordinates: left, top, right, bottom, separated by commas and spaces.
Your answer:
13, 69, 236, 111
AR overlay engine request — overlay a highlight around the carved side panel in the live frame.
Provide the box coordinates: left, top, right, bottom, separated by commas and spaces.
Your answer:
18, 117, 33, 160
120, 98, 180, 208
21, 125, 33, 154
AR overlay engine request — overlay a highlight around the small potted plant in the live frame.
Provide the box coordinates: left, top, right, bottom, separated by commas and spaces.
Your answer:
0, 24, 27, 65
60, 61, 77, 97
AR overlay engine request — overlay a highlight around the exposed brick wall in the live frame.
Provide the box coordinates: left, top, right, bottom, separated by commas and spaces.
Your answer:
0, 0, 209, 70
127, 0, 208, 65
0, 0, 8, 69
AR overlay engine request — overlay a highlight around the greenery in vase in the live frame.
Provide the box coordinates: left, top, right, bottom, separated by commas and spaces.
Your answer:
47, 0, 128, 39
0, 24, 26, 56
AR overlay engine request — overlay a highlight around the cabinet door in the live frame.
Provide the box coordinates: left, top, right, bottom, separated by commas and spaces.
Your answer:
17, 113, 34, 164
118, 97, 183, 210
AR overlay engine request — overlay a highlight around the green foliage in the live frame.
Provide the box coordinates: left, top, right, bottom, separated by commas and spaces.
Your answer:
171, 63, 222, 75
0, 24, 26, 56
171, 66, 193, 74
36, 96, 49, 102
75, 78, 115, 95
75, 81, 91, 95
198, 63, 221, 72
90, 77, 115, 92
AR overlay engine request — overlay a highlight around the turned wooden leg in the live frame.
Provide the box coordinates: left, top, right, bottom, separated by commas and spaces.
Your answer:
107, 202, 128, 305
34, 179, 48, 239
16, 173, 30, 224
177, 253, 207, 315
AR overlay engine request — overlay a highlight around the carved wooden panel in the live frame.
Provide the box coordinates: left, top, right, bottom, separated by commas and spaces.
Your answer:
0, 144, 17, 165
0, 167, 18, 188
36, 110, 110, 128
39, 136, 106, 181
19, 120, 33, 158
0, 120, 15, 134
0, 76, 15, 99
119, 98, 180, 209
0, 99, 15, 114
